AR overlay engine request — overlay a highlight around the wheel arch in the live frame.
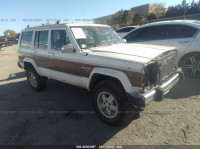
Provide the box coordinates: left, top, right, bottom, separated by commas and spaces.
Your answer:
178, 51, 200, 66
23, 58, 40, 75
88, 68, 139, 95
89, 73, 124, 91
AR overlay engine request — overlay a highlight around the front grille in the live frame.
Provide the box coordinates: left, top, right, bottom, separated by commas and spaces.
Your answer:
157, 50, 177, 82
143, 50, 178, 89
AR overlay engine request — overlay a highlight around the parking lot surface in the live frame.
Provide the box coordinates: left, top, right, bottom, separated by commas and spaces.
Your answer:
0, 45, 200, 145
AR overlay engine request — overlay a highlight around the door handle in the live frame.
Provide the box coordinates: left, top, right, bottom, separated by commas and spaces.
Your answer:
31, 50, 37, 53
179, 41, 189, 44
49, 53, 55, 56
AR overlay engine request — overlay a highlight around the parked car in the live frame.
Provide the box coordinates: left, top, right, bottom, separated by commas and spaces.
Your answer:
0, 39, 7, 48
8, 38, 18, 44
115, 26, 138, 38
17, 23, 183, 125
124, 20, 200, 78
0, 39, 6, 42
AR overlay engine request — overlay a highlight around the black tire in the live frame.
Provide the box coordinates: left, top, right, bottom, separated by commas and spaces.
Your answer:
180, 53, 200, 79
26, 66, 47, 91
92, 80, 129, 125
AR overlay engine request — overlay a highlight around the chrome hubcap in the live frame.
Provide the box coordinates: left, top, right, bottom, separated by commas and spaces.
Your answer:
183, 56, 200, 78
97, 91, 118, 119
29, 72, 37, 87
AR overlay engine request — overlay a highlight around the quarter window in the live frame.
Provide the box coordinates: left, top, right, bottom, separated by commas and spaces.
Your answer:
34, 31, 49, 49
162, 25, 197, 39
51, 30, 71, 50
20, 31, 33, 48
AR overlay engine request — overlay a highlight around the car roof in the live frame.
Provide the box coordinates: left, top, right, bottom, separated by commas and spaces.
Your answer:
139, 20, 200, 28
22, 23, 109, 32
116, 26, 138, 31
68, 24, 109, 27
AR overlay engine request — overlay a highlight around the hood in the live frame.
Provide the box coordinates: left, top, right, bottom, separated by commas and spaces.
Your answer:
89, 43, 176, 64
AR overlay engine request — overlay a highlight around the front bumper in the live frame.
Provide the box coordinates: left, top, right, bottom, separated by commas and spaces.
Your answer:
126, 71, 184, 107
17, 61, 24, 69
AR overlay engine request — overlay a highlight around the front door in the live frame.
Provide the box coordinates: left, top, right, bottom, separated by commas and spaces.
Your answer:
48, 29, 83, 86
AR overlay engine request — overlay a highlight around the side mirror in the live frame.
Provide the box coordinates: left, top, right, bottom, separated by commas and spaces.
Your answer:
123, 39, 127, 43
61, 44, 75, 53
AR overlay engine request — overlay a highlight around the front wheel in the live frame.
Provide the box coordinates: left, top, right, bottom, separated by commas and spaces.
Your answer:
93, 80, 127, 125
181, 54, 200, 79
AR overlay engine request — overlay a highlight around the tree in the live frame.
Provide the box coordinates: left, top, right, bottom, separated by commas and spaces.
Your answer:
111, 9, 135, 29
126, 11, 135, 26
165, 0, 200, 18
4, 29, 16, 37
150, 3, 167, 18
198, 1, 200, 8
187, 0, 200, 15
111, 10, 123, 29
165, 4, 185, 18
133, 13, 142, 23
122, 10, 129, 25
147, 13, 157, 20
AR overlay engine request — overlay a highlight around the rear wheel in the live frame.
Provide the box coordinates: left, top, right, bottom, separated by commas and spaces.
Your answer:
26, 67, 47, 91
181, 54, 200, 79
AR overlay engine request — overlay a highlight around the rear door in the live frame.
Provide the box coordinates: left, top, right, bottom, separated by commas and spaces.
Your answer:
32, 30, 50, 71
146, 25, 197, 58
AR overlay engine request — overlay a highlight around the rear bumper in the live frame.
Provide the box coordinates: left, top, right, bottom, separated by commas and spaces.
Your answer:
126, 70, 184, 107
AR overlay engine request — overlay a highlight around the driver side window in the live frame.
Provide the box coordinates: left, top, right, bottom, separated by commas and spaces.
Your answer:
51, 30, 71, 50
125, 26, 164, 42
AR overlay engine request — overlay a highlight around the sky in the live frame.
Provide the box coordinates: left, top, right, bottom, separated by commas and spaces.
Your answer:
0, 0, 198, 36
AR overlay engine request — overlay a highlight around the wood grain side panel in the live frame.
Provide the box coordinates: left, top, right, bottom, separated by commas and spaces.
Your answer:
18, 53, 143, 87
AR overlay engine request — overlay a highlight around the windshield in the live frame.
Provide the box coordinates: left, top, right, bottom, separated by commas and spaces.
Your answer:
70, 26, 124, 49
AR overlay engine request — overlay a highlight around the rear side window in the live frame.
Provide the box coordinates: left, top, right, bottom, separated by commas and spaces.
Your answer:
51, 30, 71, 50
20, 31, 33, 48
34, 30, 49, 49
162, 25, 198, 39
